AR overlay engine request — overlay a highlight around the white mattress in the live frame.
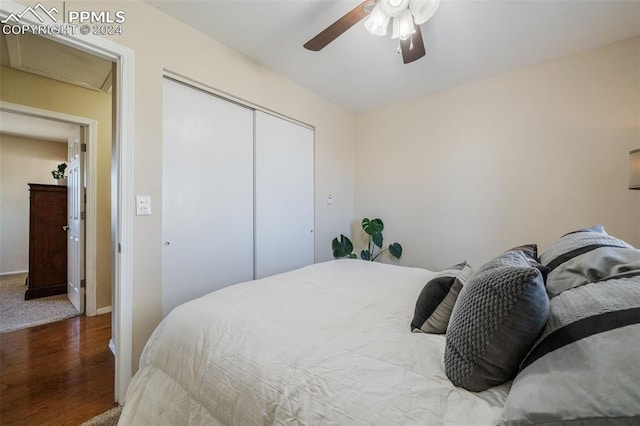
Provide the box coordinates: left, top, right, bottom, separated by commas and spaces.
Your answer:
120, 260, 509, 425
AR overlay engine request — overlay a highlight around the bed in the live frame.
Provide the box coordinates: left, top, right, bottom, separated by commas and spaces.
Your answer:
120, 226, 640, 425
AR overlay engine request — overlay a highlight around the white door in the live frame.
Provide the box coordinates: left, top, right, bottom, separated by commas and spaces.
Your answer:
254, 111, 314, 279
162, 79, 255, 317
67, 126, 84, 313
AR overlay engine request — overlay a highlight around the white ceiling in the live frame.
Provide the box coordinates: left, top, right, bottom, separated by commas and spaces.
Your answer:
146, 0, 640, 113
0, 110, 77, 142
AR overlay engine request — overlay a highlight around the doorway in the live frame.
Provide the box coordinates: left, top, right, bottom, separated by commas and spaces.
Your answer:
0, 0, 134, 403
0, 105, 98, 317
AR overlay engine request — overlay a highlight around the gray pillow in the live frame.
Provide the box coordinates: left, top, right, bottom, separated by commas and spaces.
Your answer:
411, 262, 473, 334
540, 226, 628, 268
561, 224, 607, 237
540, 228, 633, 297
503, 237, 640, 425
444, 251, 549, 392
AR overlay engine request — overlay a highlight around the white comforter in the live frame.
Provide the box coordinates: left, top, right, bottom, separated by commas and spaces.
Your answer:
120, 260, 509, 425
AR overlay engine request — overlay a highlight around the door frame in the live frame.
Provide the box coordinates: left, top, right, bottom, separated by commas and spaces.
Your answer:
0, 0, 134, 404
0, 102, 96, 315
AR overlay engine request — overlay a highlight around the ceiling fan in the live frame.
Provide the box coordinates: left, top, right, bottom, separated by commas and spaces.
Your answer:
304, 0, 440, 64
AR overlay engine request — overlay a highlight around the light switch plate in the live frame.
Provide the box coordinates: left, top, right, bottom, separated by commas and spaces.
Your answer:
136, 195, 152, 216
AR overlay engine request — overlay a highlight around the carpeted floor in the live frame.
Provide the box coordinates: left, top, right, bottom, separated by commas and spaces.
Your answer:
81, 406, 122, 426
0, 273, 79, 333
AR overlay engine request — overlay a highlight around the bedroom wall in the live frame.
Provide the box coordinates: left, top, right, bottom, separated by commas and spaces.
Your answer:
0, 66, 113, 311
0, 134, 67, 274
355, 37, 640, 271
11, 0, 357, 370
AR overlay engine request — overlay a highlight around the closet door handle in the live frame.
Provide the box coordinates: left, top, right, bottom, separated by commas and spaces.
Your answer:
63, 225, 69, 231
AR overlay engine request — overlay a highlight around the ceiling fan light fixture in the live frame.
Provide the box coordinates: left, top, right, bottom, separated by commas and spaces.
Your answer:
364, 4, 390, 36
392, 9, 416, 40
380, 0, 410, 18
409, 0, 440, 25
304, 0, 430, 64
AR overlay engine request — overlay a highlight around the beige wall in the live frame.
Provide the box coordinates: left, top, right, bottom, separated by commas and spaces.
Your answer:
17, 0, 356, 370
0, 66, 113, 309
355, 37, 640, 271
0, 134, 67, 274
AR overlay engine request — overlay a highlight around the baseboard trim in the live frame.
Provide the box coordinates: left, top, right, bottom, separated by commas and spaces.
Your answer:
0, 270, 28, 276
96, 306, 112, 315
109, 338, 116, 356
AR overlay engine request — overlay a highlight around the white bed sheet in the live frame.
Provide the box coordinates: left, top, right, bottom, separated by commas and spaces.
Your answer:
120, 260, 509, 425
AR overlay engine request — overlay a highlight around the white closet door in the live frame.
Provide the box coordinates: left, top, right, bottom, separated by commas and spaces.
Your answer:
254, 111, 314, 279
162, 79, 254, 316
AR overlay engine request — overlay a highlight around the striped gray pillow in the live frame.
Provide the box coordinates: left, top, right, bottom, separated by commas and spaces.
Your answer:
411, 262, 473, 334
503, 238, 640, 425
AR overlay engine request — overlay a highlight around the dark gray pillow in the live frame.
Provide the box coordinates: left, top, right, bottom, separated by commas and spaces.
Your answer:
444, 251, 549, 392
508, 243, 538, 261
411, 262, 473, 334
508, 243, 549, 281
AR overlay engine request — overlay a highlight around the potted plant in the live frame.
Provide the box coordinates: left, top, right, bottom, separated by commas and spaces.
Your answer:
51, 163, 67, 185
332, 217, 403, 262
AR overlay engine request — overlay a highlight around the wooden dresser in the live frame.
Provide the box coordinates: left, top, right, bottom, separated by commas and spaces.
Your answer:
25, 184, 68, 300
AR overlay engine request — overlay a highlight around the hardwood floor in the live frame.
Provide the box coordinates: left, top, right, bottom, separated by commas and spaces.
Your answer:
0, 313, 116, 425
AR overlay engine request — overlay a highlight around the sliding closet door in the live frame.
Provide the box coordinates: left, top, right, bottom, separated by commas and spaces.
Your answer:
162, 79, 254, 316
254, 111, 314, 279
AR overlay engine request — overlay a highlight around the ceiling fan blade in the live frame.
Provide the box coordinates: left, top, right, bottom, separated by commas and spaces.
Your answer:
400, 24, 426, 64
304, 0, 373, 51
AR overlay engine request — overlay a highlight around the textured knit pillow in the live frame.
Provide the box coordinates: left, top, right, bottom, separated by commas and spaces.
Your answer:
411, 261, 473, 334
444, 251, 549, 392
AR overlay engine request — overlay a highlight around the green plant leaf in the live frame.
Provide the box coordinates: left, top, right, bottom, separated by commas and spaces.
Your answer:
362, 218, 384, 236
348, 253, 357, 259
360, 249, 371, 261
52, 163, 67, 179
372, 232, 383, 248
389, 243, 403, 259
332, 234, 354, 258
